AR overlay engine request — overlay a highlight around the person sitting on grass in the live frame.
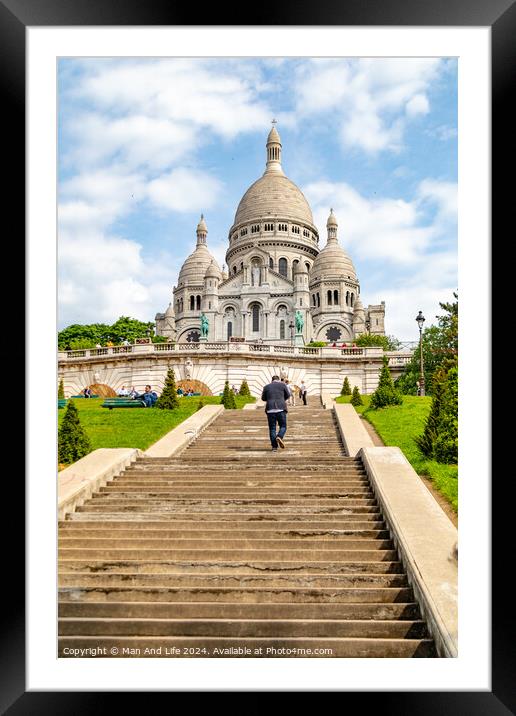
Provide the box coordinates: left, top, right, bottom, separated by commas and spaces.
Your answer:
177, 387, 184, 396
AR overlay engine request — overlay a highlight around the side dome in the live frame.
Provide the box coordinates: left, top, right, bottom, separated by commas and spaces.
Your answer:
310, 210, 357, 283
177, 215, 220, 287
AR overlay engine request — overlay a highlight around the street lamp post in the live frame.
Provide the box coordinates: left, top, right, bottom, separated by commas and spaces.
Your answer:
289, 320, 295, 346
415, 311, 425, 396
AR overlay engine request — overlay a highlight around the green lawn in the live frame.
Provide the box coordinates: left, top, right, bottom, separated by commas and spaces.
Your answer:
335, 394, 458, 512
58, 395, 255, 454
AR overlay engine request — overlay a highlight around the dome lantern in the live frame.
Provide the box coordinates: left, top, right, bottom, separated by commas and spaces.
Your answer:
326, 208, 338, 242
265, 120, 283, 176
196, 213, 208, 246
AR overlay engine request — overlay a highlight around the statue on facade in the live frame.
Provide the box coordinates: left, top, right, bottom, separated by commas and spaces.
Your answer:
185, 357, 193, 379
252, 265, 261, 286
200, 313, 209, 338
295, 310, 304, 333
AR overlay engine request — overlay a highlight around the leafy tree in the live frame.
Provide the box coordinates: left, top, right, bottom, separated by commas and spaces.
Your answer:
58, 400, 92, 464
350, 385, 363, 406
355, 333, 401, 351
239, 379, 251, 397
58, 316, 157, 350
155, 368, 179, 410
370, 356, 403, 409
58, 379, 65, 399
340, 377, 352, 396
395, 293, 458, 396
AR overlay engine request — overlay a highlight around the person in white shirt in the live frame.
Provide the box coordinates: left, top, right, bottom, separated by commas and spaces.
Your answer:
117, 386, 129, 396
299, 381, 308, 406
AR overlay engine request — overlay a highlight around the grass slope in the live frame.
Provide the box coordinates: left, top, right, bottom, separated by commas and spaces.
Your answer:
335, 394, 458, 512
58, 396, 255, 454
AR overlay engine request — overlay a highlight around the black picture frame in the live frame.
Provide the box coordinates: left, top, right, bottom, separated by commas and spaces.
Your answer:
5, 0, 510, 708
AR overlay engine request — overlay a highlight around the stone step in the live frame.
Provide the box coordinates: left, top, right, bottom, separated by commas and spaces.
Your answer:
81, 498, 378, 507
59, 538, 393, 550
64, 514, 384, 524
58, 572, 408, 589
58, 617, 427, 639
57, 560, 404, 575
58, 548, 398, 560
58, 528, 390, 540
58, 600, 420, 620
96, 488, 374, 497
57, 635, 436, 657
75, 505, 382, 515
109, 480, 370, 489
58, 585, 413, 603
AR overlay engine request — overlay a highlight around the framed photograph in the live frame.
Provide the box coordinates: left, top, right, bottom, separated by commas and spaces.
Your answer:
7, 0, 508, 707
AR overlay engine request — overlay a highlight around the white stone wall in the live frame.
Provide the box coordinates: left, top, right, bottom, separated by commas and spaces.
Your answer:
59, 349, 384, 399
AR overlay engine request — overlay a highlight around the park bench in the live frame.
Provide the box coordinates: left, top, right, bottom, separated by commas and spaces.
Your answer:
58, 399, 67, 409
101, 397, 146, 410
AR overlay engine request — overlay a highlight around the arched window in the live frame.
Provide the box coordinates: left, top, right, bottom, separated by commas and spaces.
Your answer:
269, 257, 274, 269
327, 290, 333, 306
240, 262, 243, 270
305, 262, 310, 272
317, 293, 321, 308
196, 295, 201, 310
334, 290, 339, 305
233, 266, 237, 274
252, 304, 260, 332
190, 295, 195, 311
350, 293, 354, 307
227, 321, 233, 340
279, 258, 288, 277
346, 291, 350, 306
280, 320, 285, 339
312, 294, 316, 307
292, 259, 299, 278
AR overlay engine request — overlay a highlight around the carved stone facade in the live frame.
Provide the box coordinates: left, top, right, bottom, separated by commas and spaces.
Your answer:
156, 126, 385, 344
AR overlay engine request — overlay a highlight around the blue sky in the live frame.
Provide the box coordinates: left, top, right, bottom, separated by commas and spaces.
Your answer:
58, 57, 457, 339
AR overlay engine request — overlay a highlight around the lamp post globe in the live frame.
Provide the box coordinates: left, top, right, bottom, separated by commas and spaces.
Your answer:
415, 311, 426, 396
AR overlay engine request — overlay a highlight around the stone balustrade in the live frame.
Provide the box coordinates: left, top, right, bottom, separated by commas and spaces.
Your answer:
59, 342, 400, 362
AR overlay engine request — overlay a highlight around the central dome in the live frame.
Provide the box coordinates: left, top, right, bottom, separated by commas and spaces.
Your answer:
233, 173, 314, 227
230, 125, 316, 234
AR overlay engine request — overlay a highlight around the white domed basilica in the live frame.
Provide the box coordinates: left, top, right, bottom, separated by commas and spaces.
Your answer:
156, 125, 385, 344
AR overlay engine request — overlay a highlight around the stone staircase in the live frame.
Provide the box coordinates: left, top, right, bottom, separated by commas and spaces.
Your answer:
58, 405, 436, 658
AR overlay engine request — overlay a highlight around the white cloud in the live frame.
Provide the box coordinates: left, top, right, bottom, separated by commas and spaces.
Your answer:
294, 58, 441, 154
406, 93, 430, 117
304, 177, 457, 338
147, 168, 223, 213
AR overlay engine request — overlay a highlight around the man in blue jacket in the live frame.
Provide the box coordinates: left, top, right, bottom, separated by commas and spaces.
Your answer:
261, 375, 291, 451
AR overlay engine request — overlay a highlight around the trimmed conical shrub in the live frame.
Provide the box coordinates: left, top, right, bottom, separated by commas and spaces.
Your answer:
239, 379, 251, 397
340, 377, 351, 396
155, 368, 179, 410
370, 356, 403, 409
58, 379, 65, 399
221, 381, 237, 409
350, 385, 363, 406
58, 400, 92, 464
433, 364, 458, 464
414, 365, 447, 458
